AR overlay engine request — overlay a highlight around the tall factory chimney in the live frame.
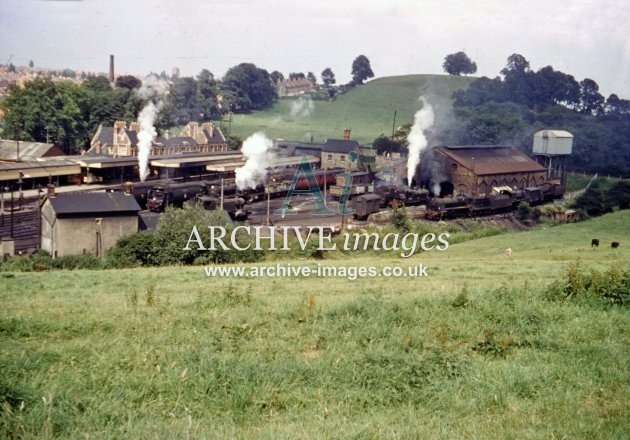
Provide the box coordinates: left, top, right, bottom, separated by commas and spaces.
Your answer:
109, 55, 115, 83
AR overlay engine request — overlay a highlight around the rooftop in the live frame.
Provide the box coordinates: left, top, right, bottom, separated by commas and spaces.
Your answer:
47, 192, 141, 215
437, 145, 546, 175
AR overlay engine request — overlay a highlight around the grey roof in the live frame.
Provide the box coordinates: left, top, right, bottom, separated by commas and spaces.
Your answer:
203, 128, 226, 143
94, 126, 114, 146
322, 139, 360, 153
48, 192, 141, 215
91, 126, 138, 147
0, 140, 60, 161
154, 136, 198, 147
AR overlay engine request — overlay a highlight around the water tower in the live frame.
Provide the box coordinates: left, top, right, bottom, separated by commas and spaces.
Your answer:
533, 130, 573, 189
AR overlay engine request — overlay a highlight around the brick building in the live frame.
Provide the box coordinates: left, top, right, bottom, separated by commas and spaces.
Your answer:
89, 121, 227, 156
422, 146, 547, 197
276, 78, 316, 97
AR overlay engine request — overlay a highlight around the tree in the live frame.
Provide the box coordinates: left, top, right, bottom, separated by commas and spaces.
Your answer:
169, 77, 201, 124
220, 63, 276, 113
0, 77, 91, 152
574, 187, 607, 216
501, 53, 530, 77
442, 51, 478, 76
28, 60, 34, 68
115, 75, 141, 90
7, 63, 16, 73
196, 69, 220, 119
605, 180, 630, 209
373, 134, 403, 155
83, 75, 112, 93
289, 72, 305, 80
61, 68, 76, 79
270, 70, 284, 84
321, 67, 336, 86
579, 78, 605, 115
351, 55, 374, 85
307, 71, 317, 84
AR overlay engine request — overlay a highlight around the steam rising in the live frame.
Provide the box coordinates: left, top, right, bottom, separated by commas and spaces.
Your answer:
235, 132, 275, 189
137, 102, 161, 182
290, 95, 314, 118
406, 97, 434, 186
136, 76, 167, 182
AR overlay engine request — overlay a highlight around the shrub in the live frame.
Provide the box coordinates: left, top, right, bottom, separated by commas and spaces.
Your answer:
106, 232, 156, 267
605, 180, 630, 210
516, 201, 531, 222
547, 262, 630, 306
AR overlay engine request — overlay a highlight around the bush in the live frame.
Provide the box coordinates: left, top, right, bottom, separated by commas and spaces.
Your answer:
106, 232, 156, 268
573, 188, 609, 217
547, 262, 630, 306
390, 204, 410, 232
605, 180, 630, 210
515, 201, 531, 222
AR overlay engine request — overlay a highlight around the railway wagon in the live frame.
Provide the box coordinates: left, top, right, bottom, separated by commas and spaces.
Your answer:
352, 193, 382, 220
469, 194, 512, 216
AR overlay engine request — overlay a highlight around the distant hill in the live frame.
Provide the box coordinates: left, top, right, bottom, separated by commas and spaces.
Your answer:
224, 74, 476, 145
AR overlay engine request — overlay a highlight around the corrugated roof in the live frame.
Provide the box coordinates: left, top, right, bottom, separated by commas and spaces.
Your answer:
437, 146, 545, 175
0, 140, 58, 161
48, 192, 141, 215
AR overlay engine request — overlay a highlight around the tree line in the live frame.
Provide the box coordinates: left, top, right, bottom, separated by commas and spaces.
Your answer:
375, 52, 630, 176
0, 55, 374, 153
444, 53, 630, 176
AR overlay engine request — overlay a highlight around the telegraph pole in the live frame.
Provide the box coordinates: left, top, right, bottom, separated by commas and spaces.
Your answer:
391, 110, 397, 138
15, 123, 22, 162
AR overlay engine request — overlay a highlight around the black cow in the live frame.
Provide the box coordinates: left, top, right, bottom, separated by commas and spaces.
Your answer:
611, 241, 620, 249
591, 239, 599, 247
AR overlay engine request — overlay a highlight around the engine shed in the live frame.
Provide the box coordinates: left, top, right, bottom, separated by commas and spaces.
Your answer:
422, 146, 547, 197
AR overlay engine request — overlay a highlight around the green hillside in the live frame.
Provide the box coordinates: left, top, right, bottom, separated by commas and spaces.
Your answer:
1, 212, 629, 438
223, 74, 476, 145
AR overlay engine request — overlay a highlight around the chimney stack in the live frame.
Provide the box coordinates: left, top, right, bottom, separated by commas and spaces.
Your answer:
343, 127, 351, 141
109, 55, 115, 83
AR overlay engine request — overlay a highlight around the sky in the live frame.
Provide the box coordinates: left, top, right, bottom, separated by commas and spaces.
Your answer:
1, 0, 629, 98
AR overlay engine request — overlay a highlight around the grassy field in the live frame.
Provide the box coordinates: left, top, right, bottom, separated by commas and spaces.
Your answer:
1, 211, 629, 438
222, 74, 475, 145
565, 172, 626, 193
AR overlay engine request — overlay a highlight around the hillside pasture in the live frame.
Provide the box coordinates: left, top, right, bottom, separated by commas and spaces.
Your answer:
223, 74, 475, 145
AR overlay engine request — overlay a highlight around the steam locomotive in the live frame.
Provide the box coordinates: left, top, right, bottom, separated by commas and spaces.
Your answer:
353, 181, 564, 221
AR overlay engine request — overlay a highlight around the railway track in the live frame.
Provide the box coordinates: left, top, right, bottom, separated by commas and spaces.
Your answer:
0, 198, 40, 254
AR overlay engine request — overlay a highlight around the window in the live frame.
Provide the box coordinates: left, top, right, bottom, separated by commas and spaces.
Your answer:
340, 155, 345, 161
327, 154, 332, 160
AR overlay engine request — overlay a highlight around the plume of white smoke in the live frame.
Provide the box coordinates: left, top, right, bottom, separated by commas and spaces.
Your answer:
290, 95, 314, 118
137, 102, 162, 182
136, 76, 167, 182
235, 132, 275, 190
406, 97, 434, 186
138, 75, 169, 100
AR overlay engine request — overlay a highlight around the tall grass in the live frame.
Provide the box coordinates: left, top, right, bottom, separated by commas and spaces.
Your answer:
1, 211, 629, 438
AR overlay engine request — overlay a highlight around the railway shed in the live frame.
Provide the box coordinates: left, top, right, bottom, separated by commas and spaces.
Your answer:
421, 146, 547, 197
40, 192, 141, 257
